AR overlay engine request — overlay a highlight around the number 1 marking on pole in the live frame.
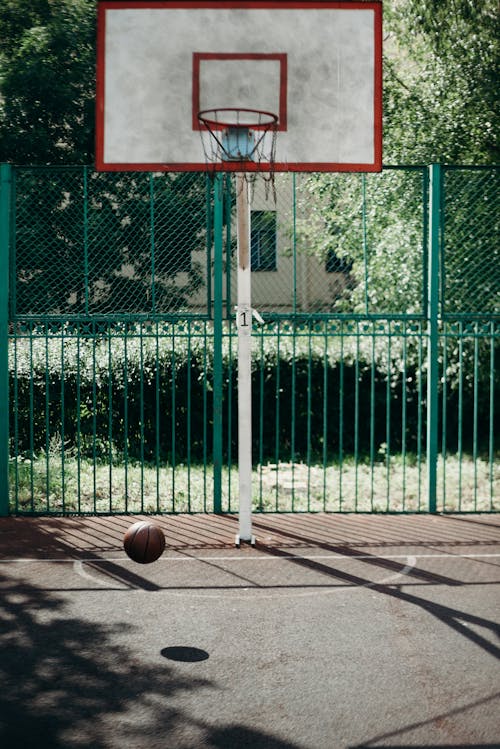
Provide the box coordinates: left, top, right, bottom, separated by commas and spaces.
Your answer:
236, 175, 255, 546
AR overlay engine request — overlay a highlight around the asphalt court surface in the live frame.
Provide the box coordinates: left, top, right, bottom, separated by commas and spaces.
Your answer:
0, 513, 499, 748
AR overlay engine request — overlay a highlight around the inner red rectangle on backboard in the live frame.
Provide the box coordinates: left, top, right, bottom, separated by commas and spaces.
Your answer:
192, 53, 288, 131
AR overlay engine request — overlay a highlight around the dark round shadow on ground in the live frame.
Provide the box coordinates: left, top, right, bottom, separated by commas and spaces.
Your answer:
161, 646, 209, 662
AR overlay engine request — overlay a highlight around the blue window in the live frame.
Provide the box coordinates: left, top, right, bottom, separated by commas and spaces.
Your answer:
251, 211, 277, 271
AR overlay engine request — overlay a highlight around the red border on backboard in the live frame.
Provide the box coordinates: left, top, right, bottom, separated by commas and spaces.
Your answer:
95, 0, 383, 172
192, 53, 288, 131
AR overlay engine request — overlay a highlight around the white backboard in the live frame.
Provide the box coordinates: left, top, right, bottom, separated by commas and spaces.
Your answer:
96, 1, 382, 172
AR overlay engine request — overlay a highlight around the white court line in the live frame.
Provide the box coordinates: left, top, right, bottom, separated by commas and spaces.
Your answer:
72, 560, 121, 588
69, 554, 420, 595
1, 552, 500, 563
2, 552, 498, 599
76, 554, 418, 590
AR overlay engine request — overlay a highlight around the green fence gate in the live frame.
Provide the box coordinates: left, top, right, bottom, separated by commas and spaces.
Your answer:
0, 164, 498, 515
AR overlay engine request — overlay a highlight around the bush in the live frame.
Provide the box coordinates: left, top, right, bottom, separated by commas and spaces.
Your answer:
9, 321, 497, 465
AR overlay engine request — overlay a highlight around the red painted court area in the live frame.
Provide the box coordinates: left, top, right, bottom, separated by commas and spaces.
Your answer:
0, 513, 499, 748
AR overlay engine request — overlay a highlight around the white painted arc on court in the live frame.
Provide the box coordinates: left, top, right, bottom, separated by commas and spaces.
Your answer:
1, 553, 497, 599
1, 552, 500, 563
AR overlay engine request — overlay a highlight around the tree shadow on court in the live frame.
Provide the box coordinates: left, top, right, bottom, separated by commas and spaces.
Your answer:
0, 570, 203, 748
0, 570, 303, 749
205, 724, 304, 748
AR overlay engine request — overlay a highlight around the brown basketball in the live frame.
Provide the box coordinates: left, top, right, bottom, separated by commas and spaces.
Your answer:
123, 521, 166, 564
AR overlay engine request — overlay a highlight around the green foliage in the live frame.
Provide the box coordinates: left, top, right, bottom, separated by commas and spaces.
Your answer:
10, 322, 495, 466
383, 0, 499, 164
0, 0, 96, 163
296, 168, 427, 314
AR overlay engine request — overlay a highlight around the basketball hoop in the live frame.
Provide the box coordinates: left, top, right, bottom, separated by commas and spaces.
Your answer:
198, 107, 278, 162
198, 107, 278, 197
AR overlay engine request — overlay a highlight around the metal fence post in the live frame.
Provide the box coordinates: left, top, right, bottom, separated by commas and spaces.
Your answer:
213, 173, 224, 513
427, 163, 441, 513
0, 164, 12, 516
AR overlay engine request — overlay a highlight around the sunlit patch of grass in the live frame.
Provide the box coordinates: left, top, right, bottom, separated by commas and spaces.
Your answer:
10, 452, 498, 514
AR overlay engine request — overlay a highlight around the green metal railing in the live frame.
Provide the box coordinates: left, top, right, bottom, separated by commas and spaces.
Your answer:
0, 165, 11, 514
1, 164, 498, 515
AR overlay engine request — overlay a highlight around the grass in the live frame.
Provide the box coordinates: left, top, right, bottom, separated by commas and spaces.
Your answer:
10, 452, 498, 515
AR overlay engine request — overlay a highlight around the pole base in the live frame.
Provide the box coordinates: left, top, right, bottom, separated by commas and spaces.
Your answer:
235, 534, 256, 548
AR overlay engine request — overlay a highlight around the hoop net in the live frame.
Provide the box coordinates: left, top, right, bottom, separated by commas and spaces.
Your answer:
198, 107, 278, 197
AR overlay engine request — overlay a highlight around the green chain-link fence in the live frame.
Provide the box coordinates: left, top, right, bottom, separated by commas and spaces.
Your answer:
442, 167, 499, 317
12, 169, 211, 317
1, 164, 498, 515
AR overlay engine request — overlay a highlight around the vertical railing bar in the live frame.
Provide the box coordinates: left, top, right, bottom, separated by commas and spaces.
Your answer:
306, 325, 313, 511
223, 186, 231, 515
417, 328, 424, 510
473, 324, 479, 510
2, 166, 18, 514
488, 322, 495, 509
107, 330, 113, 512
171, 325, 176, 512
9, 168, 17, 323
29, 329, 34, 510
292, 173, 297, 315
422, 167, 429, 318
427, 163, 441, 513
83, 166, 89, 316
258, 329, 265, 511
203, 322, 208, 512
338, 324, 344, 511
60, 326, 66, 513
44, 328, 50, 512
224, 179, 233, 509
401, 323, 407, 511
139, 324, 145, 512
441, 327, 448, 510
76, 329, 82, 513
150, 174, 156, 314
225, 173, 232, 319
362, 174, 369, 315
206, 174, 213, 318
386, 326, 391, 511
212, 173, 224, 514
370, 328, 375, 509
155, 322, 161, 512
227, 322, 234, 512
322, 324, 328, 511
123, 326, 129, 512
92, 328, 97, 513
0, 162, 13, 514
13, 333, 19, 512
274, 322, 281, 511
354, 324, 360, 511
458, 324, 463, 509
187, 321, 192, 513
291, 325, 297, 511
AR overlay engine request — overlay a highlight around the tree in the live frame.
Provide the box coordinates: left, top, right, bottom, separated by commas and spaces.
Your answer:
0, 0, 96, 164
383, 0, 499, 164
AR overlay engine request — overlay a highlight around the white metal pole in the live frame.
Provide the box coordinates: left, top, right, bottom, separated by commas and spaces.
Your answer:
235, 173, 254, 545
